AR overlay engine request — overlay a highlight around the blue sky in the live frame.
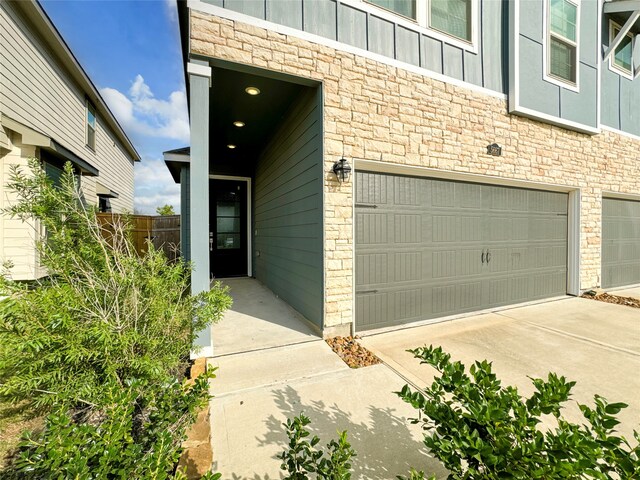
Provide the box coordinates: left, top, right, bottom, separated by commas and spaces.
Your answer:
41, 0, 188, 214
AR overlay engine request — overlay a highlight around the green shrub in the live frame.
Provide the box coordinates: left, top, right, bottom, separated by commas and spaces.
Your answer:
279, 413, 356, 479
397, 345, 640, 479
0, 160, 231, 410
11, 372, 215, 479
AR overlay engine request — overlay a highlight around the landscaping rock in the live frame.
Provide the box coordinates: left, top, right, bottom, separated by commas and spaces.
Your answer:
325, 336, 381, 368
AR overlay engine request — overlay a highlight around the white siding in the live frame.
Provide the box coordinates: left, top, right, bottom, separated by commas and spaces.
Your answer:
0, 1, 134, 213
0, 133, 44, 280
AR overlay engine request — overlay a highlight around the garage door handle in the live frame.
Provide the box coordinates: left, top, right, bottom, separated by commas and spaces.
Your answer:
486, 250, 492, 263
357, 289, 379, 294
355, 204, 378, 208
481, 250, 486, 264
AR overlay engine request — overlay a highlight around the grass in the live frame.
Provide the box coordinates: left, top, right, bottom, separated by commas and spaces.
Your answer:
0, 400, 42, 470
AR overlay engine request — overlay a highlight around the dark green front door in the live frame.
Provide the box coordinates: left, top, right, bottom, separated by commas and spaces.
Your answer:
210, 179, 247, 277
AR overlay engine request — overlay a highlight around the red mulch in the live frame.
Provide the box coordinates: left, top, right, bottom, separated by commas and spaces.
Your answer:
325, 336, 381, 368
581, 291, 640, 308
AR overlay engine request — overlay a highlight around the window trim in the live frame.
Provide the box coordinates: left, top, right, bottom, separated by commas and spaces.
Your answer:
357, 0, 478, 53
608, 19, 634, 80
86, 99, 96, 151
543, 0, 581, 92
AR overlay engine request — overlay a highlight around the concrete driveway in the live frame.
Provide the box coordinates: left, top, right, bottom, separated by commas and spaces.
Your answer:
361, 297, 640, 439
209, 292, 639, 479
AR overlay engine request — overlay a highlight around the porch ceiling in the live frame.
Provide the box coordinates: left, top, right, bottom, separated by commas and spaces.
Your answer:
209, 66, 305, 173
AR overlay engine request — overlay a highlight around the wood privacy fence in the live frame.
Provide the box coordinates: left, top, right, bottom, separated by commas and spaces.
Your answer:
96, 214, 181, 261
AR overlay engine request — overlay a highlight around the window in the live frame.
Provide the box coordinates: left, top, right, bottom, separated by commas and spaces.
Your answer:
429, 0, 472, 42
365, 0, 477, 50
547, 0, 579, 85
368, 0, 416, 20
86, 100, 96, 150
609, 21, 633, 77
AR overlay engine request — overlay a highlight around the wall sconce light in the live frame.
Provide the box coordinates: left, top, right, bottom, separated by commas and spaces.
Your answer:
332, 158, 352, 183
486, 143, 502, 156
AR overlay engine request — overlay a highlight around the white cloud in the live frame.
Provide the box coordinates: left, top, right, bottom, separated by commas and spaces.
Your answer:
134, 157, 181, 215
163, 0, 178, 23
100, 75, 189, 143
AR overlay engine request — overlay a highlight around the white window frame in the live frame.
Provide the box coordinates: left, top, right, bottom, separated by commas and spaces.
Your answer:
543, 0, 581, 92
358, 0, 478, 53
608, 19, 634, 80
86, 99, 96, 151
425, 0, 478, 49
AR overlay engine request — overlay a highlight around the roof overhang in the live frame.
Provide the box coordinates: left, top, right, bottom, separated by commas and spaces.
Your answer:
163, 147, 190, 183
11, 0, 141, 162
96, 182, 119, 198
1, 115, 99, 176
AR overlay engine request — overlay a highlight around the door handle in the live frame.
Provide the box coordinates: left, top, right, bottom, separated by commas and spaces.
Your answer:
486, 250, 491, 264
209, 232, 214, 252
481, 250, 486, 264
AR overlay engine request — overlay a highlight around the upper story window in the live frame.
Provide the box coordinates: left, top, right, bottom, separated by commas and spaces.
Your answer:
86, 100, 96, 151
366, 0, 477, 50
368, 0, 416, 20
546, 0, 580, 86
609, 21, 634, 78
429, 0, 472, 43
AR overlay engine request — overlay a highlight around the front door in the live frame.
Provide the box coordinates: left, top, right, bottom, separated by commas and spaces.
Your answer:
210, 179, 248, 277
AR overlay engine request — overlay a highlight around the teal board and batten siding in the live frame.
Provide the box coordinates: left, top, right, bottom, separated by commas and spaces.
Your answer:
253, 88, 324, 328
355, 172, 568, 331
203, 0, 507, 94
602, 198, 640, 288
512, 0, 598, 130
600, 22, 640, 136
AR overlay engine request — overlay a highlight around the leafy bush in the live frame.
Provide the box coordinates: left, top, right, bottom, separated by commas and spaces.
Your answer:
0, 160, 231, 410
280, 413, 356, 479
397, 346, 640, 479
11, 373, 214, 479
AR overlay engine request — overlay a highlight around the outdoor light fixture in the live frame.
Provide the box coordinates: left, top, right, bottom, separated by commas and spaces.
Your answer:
245, 86, 261, 95
332, 158, 352, 183
227, 144, 236, 149
486, 143, 502, 156
233, 121, 245, 127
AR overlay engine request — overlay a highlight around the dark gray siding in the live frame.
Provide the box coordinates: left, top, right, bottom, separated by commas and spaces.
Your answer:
205, 0, 508, 94
254, 88, 323, 328
511, 0, 598, 131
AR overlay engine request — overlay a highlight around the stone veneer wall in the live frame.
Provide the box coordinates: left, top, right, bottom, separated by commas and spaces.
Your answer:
190, 11, 640, 331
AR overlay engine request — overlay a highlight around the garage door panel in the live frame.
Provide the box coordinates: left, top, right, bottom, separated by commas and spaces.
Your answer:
432, 282, 483, 315
602, 197, 640, 288
355, 172, 568, 331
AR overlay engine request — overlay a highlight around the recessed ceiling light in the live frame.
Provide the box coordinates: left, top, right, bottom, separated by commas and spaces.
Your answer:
233, 121, 245, 127
227, 144, 236, 149
245, 86, 261, 96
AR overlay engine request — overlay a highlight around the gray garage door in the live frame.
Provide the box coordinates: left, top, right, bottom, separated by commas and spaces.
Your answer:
355, 172, 568, 331
602, 197, 640, 288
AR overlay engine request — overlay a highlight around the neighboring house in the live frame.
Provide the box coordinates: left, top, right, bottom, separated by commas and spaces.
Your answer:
166, 0, 640, 356
0, 0, 140, 280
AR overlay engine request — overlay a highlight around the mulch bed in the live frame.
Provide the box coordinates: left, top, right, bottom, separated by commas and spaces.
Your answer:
581, 291, 640, 308
325, 336, 381, 368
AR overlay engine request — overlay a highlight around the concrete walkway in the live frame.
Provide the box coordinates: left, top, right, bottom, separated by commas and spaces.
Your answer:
211, 278, 318, 356
208, 278, 446, 479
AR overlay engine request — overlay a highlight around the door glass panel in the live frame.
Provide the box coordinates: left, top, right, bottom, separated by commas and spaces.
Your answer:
217, 233, 240, 249
217, 217, 240, 234
217, 201, 240, 217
